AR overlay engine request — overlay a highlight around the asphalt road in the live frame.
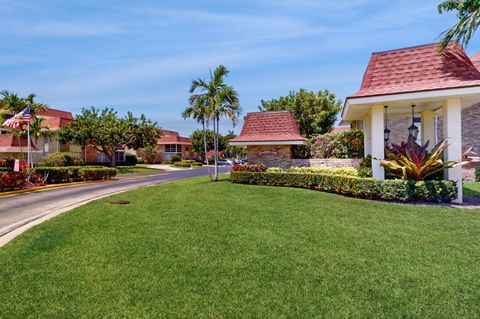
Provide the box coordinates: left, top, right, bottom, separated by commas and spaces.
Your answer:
0, 166, 230, 237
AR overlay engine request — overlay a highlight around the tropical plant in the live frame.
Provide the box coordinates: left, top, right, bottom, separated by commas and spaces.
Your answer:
438, 0, 480, 51
189, 65, 240, 181
312, 130, 364, 159
259, 89, 342, 138
380, 137, 459, 181
59, 107, 159, 167
183, 94, 213, 180
29, 116, 53, 147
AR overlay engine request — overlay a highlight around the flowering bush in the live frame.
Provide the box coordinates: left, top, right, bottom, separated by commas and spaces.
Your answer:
0, 172, 27, 191
312, 130, 364, 158
232, 164, 267, 172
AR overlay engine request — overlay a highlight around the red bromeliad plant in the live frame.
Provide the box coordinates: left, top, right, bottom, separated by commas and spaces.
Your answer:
381, 136, 460, 181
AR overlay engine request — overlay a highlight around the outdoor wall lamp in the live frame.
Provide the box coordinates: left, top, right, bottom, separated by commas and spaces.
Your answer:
408, 104, 419, 140
384, 105, 390, 142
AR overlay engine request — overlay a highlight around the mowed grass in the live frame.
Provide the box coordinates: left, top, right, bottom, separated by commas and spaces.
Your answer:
116, 165, 161, 174
464, 182, 480, 197
1, 177, 480, 318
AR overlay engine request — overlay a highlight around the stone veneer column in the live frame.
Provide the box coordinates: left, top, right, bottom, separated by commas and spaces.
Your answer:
443, 98, 463, 203
370, 105, 385, 180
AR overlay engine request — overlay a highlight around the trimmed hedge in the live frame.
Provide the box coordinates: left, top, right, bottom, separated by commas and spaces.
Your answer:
232, 164, 266, 172
0, 172, 27, 191
476, 167, 480, 182
30, 166, 117, 184
42, 152, 84, 167
287, 166, 359, 176
0, 167, 12, 172
174, 162, 192, 167
230, 171, 457, 203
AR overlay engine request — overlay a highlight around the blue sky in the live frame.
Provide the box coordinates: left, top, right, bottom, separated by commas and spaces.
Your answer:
1, 0, 479, 135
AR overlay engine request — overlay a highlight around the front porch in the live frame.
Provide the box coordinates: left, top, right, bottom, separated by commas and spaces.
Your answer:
342, 43, 480, 203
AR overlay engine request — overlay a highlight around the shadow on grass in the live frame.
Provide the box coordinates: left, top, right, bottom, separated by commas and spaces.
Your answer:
463, 183, 480, 198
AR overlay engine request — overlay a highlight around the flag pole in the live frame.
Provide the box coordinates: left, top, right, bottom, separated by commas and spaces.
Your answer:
27, 120, 31, 169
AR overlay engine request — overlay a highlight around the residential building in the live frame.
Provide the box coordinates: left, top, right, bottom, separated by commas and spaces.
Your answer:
154, 130, 193, 162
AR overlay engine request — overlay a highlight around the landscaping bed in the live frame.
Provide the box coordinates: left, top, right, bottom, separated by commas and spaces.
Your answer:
31, 166, 117, 184
0, 176, 479, 318
231, 169, 457, 202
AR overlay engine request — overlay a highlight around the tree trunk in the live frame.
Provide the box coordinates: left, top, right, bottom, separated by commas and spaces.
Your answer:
202, 121, 213, 181
213, 117, 218, 181
108, 149, 116, 168
214, 116, 219, 181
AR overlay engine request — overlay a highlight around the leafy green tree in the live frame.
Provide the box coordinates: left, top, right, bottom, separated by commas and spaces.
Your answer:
190, 129, 227, 154
224, 130, 247, 159
438, 0, 480, 50
189, 65, 240, 181
259, 89, 341, 139
59, 107, 159, 167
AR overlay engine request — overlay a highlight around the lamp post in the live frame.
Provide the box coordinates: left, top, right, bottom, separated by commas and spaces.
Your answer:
408, 104, 419, 140
384, 105, 390, 142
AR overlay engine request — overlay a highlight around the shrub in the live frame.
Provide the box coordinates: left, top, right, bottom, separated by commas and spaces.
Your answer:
266, 167, 284, 173
476, 167, 480, 182
232, 164, 267, 172
171, 155, 182, 163
43, 152, 84, 167
30, 166, 117, 184
312, 129, 364, 159
125, 153, 138, 166
181, 160, 197, 164
174, 162, 192, 167
137, 158, 145, 164
356, 167, 373, 178
0, 167, 12, 172
0, 172, 27, 191
287, 166, 359, 176
192, 162, 203, 167
230, 171, 457, 202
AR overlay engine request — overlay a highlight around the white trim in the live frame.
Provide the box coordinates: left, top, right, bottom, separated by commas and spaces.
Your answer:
342, 85, 480, 120
229, 140, 307, 146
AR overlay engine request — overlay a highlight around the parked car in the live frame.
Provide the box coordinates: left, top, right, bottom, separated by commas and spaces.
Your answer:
217, 159, 233, 166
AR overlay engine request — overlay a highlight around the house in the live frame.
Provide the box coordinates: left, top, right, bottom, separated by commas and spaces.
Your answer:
341, 42, 480, 203
154, 130, 193, 162
0, 108, 79, 162
229, 111, 307, 168
0, 108, 126, 164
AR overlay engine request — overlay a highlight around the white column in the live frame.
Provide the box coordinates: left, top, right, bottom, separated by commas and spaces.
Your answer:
443, 98, 463, 203
363, 112, 372, 156
371, 105, 385, 180
421, 110, 435, 151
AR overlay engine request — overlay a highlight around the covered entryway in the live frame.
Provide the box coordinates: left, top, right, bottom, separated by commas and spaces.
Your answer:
342, 43, 480, 203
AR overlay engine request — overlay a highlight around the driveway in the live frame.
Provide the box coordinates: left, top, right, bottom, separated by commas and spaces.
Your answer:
0, 166, 230, 240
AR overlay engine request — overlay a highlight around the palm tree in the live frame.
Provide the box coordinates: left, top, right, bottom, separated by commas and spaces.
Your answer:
182, 94, 213, 181
189, 65, 240, 181
30, 116, 53, 150
438, 1, 480, 51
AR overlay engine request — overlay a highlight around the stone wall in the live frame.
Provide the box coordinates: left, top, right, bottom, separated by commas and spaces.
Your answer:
247, 145, 293, 169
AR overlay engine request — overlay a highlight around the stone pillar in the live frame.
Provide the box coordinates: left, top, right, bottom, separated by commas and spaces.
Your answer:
363, 112, 372, 156
443, 98, 463, 203
421, 110, 436, 151
371, 105, 385, 180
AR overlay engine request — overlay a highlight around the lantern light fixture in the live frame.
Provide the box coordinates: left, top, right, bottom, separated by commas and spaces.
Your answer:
384, 105, 390, 142
408, 104, 419, 141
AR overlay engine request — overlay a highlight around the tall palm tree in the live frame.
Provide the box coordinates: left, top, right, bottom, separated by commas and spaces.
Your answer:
189, 65, 240, 181
182, 94, 213, 181
438, 1, 480, 51
30, 116, 53, 151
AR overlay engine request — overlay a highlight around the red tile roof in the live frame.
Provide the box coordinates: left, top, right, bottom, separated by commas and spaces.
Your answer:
36, 108, 74, 130
0, 134, 35, 152
157, 129, 192, 145
470, 51, 480, 71
349, 43, 480, 99
230, 111, 306, 143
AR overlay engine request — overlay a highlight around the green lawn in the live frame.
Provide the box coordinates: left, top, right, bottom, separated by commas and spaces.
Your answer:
464, 182, 480, 197
1, 177, 480, 318
116, 165, 161, 174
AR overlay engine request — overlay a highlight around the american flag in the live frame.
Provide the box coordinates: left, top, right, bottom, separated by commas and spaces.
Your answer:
2, 106, 30, 129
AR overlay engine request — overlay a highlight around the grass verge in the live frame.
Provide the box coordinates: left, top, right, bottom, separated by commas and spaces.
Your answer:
1, 176, 480, 318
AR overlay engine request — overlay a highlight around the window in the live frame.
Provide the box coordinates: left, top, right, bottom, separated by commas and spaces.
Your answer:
165, 144, 181, 153
43, 136, 50, 156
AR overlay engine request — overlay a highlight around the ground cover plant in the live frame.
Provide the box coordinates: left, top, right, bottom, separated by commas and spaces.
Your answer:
0, 176, 479, 318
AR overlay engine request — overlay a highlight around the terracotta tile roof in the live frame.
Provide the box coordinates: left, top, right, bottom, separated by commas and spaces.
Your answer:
157, 129, 192, 145
470, 51, 480, 71
230, 111, 306, 143
0, 134, 35, 152
36, 108, 74, 130
349, 43, 480, 99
